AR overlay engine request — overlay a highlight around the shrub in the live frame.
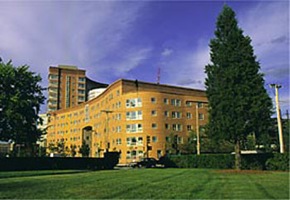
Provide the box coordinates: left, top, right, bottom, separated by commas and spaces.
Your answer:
166, 153, 283, 170
168, 154, 235, 169
241, 153, 273, 170
266, 153, 289, 171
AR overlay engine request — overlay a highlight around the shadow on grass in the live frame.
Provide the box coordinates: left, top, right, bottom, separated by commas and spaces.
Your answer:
0, 170, 90, 179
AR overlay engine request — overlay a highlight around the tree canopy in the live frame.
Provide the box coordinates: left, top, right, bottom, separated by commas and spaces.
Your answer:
0, 60, 45, 152
205, 5, 273, 169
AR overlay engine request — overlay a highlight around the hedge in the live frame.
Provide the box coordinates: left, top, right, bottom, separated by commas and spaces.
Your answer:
265, 153, 289, 171
162, 153, 288, 171
0, 152, 120, 171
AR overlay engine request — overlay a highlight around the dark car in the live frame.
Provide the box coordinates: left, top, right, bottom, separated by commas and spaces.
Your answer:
132, 158, 157, 168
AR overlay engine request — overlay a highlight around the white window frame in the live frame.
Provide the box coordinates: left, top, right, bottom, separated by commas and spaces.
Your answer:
126, 98, 142, 108
126, 111, 142, 120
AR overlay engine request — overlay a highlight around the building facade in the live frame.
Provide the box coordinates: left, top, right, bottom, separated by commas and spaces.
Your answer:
47, 65, 108, 112
46, 79, 208, 164
48, 65, 87, 112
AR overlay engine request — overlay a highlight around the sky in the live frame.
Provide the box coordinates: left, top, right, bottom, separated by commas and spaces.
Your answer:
0, 0, 289, 116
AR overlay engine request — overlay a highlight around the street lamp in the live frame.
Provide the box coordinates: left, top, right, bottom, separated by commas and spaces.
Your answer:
101, 110, 113, 152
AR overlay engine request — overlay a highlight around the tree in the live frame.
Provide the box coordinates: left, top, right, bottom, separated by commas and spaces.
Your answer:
0, 60, 45, 156
179, 131, 196, 154
165, 133, 179, 155
79, 140, 90, 157
57, 139, 67, 157
70, 144, 77, 157
205, 5, 273, 170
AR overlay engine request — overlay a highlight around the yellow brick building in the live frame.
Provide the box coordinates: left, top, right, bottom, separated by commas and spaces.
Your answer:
47, 79, 208, 164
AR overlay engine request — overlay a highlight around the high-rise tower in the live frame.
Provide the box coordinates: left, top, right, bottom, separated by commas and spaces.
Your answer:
47, 65, 86, 112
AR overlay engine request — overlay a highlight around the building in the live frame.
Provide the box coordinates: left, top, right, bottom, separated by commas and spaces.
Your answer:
0, 140, 13, 157
88, 88, 107, 101
47, 65, 108, 112
46, 79, 208, 164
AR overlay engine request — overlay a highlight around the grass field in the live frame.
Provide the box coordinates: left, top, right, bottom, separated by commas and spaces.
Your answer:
0, 168, 288, 199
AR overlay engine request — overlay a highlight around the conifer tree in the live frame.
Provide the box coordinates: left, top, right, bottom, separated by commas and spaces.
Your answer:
205, 5, 273, 169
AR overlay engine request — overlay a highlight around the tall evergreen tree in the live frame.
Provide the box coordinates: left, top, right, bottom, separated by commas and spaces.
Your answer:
205, 5, 273, 169
0, 60, 45, 156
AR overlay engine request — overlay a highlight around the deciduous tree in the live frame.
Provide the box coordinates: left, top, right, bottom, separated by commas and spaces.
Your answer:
0, 60, 45, 156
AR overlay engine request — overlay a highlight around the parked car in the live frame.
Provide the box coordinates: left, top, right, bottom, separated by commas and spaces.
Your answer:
131, 158, 157, 168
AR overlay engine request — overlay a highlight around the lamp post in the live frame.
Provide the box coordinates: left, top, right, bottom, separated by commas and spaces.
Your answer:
270, 84, 284, 153
101, 110, 113, 152
186, 100, 208, 155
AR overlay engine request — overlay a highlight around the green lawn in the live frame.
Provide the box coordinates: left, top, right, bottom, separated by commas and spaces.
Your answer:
0, 168, 288, 199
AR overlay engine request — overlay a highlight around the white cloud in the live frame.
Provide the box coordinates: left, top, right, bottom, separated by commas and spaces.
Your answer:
0, 1, 147, 80
97, 47, 153, 77
161, 48, 174, 57
161, 40, 210, 90
238, 2, 289, 72
238, 1, 289, 113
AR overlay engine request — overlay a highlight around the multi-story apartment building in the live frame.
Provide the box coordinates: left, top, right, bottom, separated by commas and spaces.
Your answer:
46, 79, 208, 164
47, 65, 107, 112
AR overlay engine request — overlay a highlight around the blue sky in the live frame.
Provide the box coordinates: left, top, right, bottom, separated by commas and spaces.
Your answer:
0, 0, 289, 116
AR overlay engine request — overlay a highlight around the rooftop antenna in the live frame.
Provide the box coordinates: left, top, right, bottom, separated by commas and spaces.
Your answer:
157, 67, 161, 84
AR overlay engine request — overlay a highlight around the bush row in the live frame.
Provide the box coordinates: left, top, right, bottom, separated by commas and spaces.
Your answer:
0, 152, 120, 171
162, 153, 289, 171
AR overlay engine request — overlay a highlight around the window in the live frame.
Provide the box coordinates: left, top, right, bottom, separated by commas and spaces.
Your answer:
172, 124, 182, 131
152, 123, 157, 129
151, 110, 157, 116
198, 113, 204, 120
171, 99, 181, 106
186, 101, 193, 107
49, 74, 58, 80
172, 111, 181, 119
126, 151, 131, 158
126, 111, 142, 120
116, 138, 122, 145
137, 137, 143, 145
152, 136, 158, 143
78, 83, 85, 88
198, 102, 203, 108
165, 124, 170, 130
187, 125, 193, 131
164, 111, 169, 117
164, 98, 169, 104
116, 101, 121, 108
85, 104, 89, 122
116, 90, 120, 96
78, 77, 85, 82
78, 96, 85, 101
116, 126, 121, 133
138, 150, 143, 157
116, 113, 121, 120
151, 97, 156, 103
177, 136, 183, 144
187, 112, 192, 119
127, 137, 137, 146
126, 98, 142, 108
126, 124, 143, 133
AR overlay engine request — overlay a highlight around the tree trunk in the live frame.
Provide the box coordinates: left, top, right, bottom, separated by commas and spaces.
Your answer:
235, 140, 241, 170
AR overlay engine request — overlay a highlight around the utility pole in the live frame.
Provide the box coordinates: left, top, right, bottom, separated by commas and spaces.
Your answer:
270, 84, 284, 153
196, 103, 200, 155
